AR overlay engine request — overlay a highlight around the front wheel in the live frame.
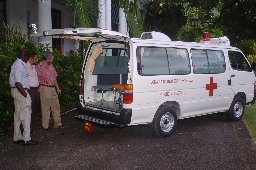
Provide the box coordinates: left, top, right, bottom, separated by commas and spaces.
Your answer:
226, 97, 245, 121
151, 106, 177, 138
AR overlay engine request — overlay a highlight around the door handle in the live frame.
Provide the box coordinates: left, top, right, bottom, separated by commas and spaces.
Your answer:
229, 75, 235, 85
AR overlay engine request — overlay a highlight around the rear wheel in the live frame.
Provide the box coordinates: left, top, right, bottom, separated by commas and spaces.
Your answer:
226, 97, 245, 121
151, 106, 177, 138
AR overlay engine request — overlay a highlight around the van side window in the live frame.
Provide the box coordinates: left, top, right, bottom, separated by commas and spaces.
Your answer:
208, 50, 226, 73
137, 47, 190, 75
228, 51, 251, 72
166, 48, 190, 75
191, 50, 209, 74
139, 47, 169, 75
191, 49, 225, 74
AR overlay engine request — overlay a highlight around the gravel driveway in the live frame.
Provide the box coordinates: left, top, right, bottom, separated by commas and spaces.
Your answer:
0, 111, 256, 170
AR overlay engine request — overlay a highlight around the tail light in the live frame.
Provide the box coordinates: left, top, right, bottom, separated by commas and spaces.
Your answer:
112, 84, 133, 104
78, 79, 84, 95
123, 93, 133, 104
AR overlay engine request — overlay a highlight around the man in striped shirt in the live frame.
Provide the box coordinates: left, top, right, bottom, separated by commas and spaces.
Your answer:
36, 52, 63, 130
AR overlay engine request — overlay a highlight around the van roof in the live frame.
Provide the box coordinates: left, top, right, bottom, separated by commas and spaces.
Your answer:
31, 27, 239, 51
130, 38, 239, 51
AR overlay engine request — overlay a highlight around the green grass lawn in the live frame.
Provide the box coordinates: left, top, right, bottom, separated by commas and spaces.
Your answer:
244, 104, 256, 143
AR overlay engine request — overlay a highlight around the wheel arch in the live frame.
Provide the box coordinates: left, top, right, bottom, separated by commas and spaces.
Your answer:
235, 92, 246, 103
158, 101, 181, 118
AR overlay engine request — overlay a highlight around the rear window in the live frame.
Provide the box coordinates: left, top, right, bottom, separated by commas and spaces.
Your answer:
93, 48, 128, 74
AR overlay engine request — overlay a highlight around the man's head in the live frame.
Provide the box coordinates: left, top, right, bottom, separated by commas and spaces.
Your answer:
19, 48, 30, 62
43, 52, 54, 65
28, 51, 38, 65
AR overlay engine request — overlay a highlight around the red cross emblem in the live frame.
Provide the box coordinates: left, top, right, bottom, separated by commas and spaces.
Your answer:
206, 77, 217, 96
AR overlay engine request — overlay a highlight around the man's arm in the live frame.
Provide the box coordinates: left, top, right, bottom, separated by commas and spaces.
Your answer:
55, 80, 61, 95
15, 82, 27, 98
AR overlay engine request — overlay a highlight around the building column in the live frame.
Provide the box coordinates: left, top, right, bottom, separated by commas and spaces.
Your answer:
38, 0, 52, 48
118, 8, 128, 35
98, 0, 106, 29
105, 0, 111, 30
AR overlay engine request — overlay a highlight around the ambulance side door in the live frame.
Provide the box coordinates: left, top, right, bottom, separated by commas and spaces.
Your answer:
183, 49, 232, 117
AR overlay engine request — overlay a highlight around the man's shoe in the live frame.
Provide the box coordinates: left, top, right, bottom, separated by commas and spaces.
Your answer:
13, 140, 24, 144
54, 124, 64, 129
43, 127, 49, 131
23, 140, 38, 145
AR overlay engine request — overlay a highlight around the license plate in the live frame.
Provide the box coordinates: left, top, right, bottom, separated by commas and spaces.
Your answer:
84, 120, 93, 133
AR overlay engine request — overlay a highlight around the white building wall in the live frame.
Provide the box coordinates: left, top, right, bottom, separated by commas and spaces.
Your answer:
119, 8, 128, 35
6, 0, 30, 34
98, 0, 106, 29
5, 0, 75, 55
105, 0, 111, 30
38, 0, 52, 48
5, 0, 128, 55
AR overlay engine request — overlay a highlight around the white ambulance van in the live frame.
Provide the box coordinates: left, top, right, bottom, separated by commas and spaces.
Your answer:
41, 28, 255, 137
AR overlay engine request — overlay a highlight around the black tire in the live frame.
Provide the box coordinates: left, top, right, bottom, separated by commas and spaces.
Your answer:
151, 105, 177, 138
226, 97, 245, 121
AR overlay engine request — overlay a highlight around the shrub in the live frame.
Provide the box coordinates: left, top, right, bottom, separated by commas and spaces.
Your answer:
53, 50, 82, 110
0, 24, 28, 136
0, 24, 82, 136
247, 43, 256, 65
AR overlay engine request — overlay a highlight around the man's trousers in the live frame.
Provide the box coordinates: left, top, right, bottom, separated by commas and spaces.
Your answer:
40, 86, 62, 129
27, 87, 39, 130
11, 88, 32, 142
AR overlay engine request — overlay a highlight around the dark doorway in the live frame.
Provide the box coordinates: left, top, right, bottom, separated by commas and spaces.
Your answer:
52, 8, 62, 53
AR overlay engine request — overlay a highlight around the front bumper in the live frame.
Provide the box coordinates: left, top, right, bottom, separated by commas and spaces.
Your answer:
76, 104, 132, 126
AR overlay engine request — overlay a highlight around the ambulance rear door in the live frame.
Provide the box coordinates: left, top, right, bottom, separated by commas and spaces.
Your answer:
35, 28, 130, 111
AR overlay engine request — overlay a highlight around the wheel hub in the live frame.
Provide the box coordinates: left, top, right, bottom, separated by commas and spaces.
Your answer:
233, 102, 243, 118
160, 112, 174, 133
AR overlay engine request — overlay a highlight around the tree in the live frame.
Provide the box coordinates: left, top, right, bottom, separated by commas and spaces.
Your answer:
219, 0, 256, 43
66, 0, 98, 27
143, 0, 186, 39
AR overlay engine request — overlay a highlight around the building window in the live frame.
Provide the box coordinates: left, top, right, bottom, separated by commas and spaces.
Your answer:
52, 8, 62, 52
111, 2, 119, 31
0, 0, 6, 37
